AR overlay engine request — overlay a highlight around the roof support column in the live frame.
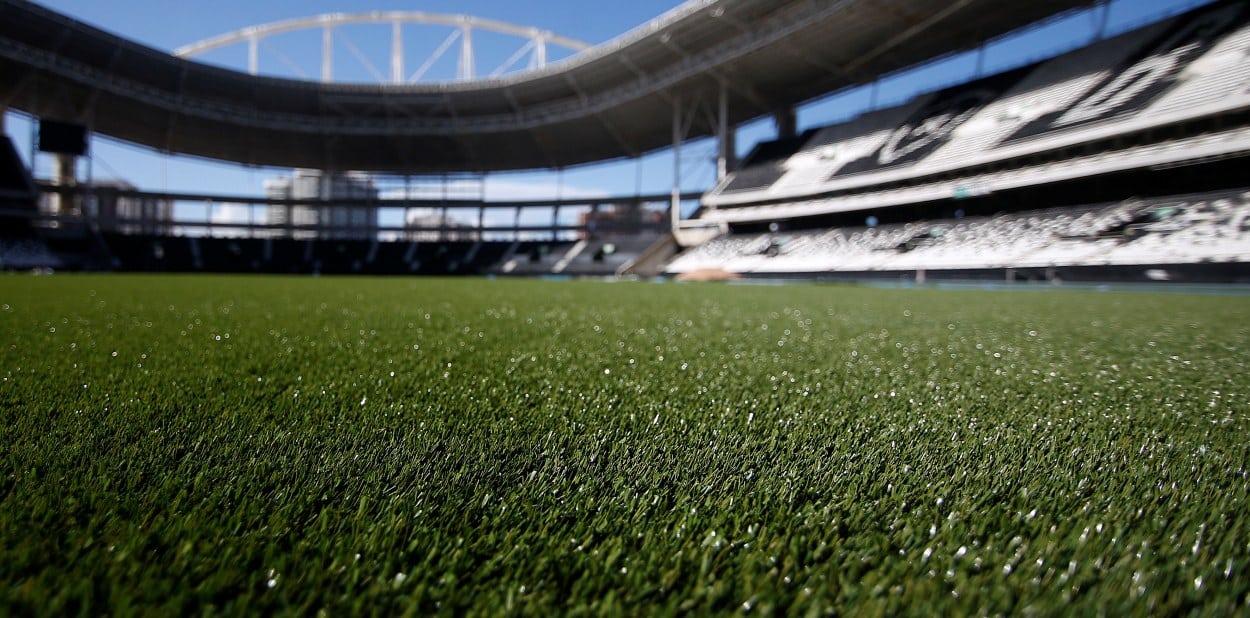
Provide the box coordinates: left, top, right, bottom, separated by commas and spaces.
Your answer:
671, 96, 682, 234
774, 107, 796, 139
1095, 0, 1111, 40
716, 80, 735, 183
26, 102, 36, 171
552, 204, 560, 242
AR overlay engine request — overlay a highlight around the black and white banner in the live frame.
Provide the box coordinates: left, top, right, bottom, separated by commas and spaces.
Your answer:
831, 67, 1032, 179
1002, 1, 1250, 144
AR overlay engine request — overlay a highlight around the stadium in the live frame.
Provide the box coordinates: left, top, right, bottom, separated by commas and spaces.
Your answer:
2, 0, 1247, 280
1, 0, 1248, 614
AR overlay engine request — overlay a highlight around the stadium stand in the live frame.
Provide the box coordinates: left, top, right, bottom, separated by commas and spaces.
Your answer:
7, 221, 661, 276
703, 0, 1250, 209
719, 131, 818, 194
668, 189, 1250, 281
559, 235, 663, 276
495, 241, 579, 276
0, 136, 34, 206
0, 135, 49, 270
670, 0, 1250, 282
85, 236, 529, 276
6, 0, 1250, 283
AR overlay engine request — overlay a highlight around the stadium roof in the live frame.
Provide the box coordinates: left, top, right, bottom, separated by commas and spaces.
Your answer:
0, 0, 1097, 172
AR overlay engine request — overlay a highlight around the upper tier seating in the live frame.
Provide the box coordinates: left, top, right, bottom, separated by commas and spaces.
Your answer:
704, 1, 1250, 210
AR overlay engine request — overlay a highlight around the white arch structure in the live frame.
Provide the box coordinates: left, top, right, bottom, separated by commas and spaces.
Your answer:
173, 12, 593, 84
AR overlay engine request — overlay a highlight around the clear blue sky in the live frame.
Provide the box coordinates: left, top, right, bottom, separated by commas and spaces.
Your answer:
4, 0, 1215, 206
35, 0, 686, 53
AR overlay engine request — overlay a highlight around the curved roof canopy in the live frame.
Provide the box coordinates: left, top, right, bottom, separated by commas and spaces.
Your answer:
0, 0, 1096, 172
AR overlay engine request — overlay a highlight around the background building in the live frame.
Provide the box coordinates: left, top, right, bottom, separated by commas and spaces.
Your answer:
89, 180, 173, 235
265, 170, 378, 240
403, 210, 479, 242
579, 202, 665, 239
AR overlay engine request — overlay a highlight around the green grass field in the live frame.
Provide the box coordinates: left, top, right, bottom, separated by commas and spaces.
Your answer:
2, 275, 1248, 614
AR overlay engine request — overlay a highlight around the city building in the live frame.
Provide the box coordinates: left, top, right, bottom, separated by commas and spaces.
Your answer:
91, 180, 173, 235
265, 169, 378, 239
403, 209, 479, 242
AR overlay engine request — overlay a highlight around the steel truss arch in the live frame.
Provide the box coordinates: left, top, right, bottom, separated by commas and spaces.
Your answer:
172, 11, 593, 83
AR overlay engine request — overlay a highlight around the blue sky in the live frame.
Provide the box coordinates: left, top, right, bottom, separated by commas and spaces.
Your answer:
5, 0, 1215, 208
